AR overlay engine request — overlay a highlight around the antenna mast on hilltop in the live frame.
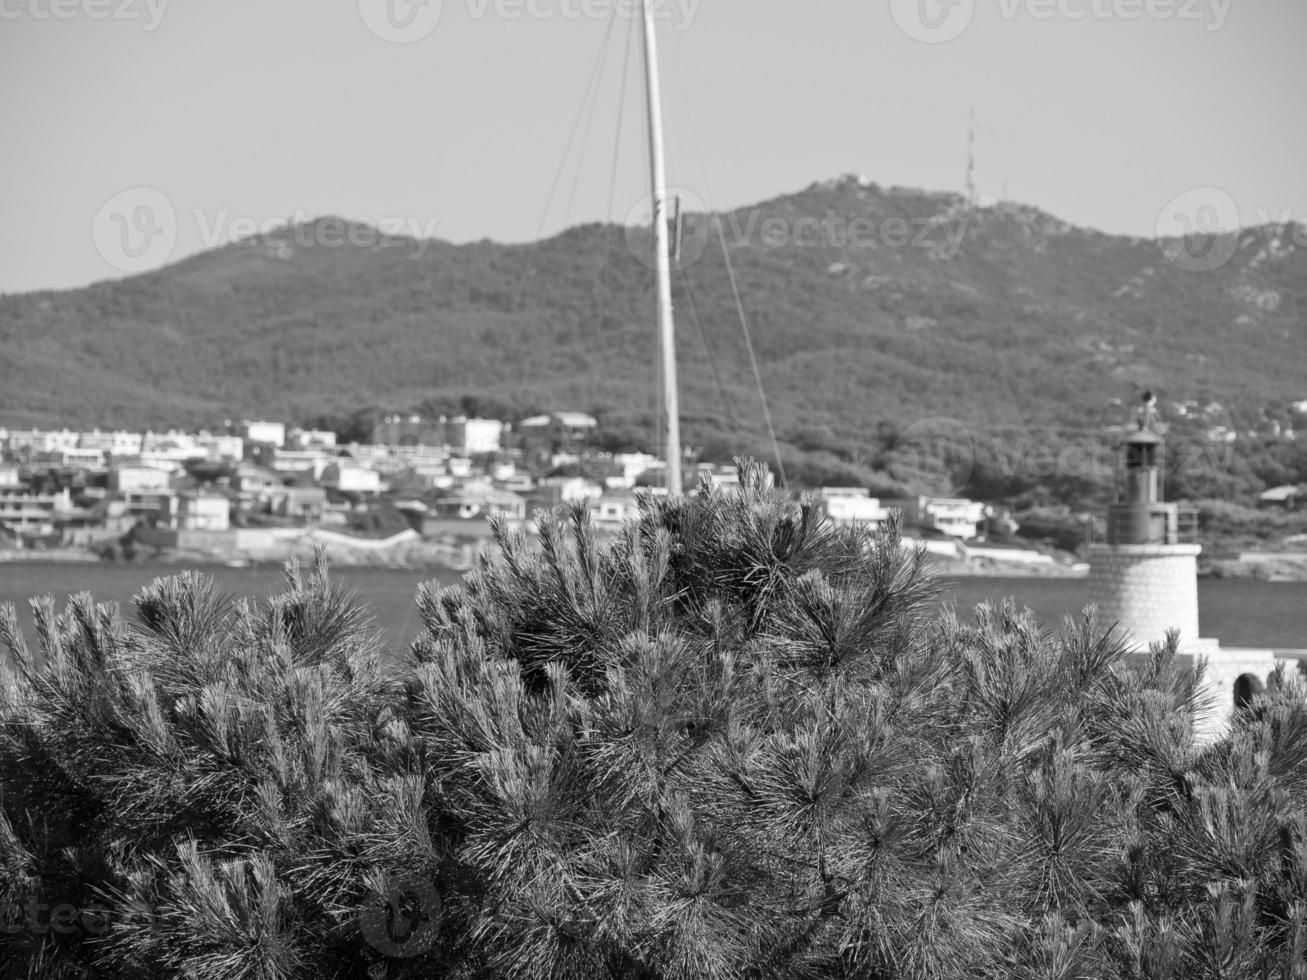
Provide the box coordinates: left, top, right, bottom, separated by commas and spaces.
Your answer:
965, 106, 977, 207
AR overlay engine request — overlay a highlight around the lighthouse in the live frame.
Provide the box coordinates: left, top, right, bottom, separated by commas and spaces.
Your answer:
1087, 393, 1281, 735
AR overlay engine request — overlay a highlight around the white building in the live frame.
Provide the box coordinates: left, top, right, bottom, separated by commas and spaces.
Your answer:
449, 418, 504, 455
288, 429, 338, 450
820, 488, 890, 528
591, 494, 640, 526
36, 447, 107, 469
610, 452, 659, 489
496, 473, 534, 493
243, 421, 286, 448
140, 431, 204, 466
195, 434, 245, 461
544, 476, 603, 504
269, 449, 332, 474
887, 495, 987, 539
110, 466, 174, 493
0, 487, 72, 534
172, 492, 230, 532
320, 463, 382, 494
3, 429, 79, 453
925, 499, 987, 538
79, 430, 144, 456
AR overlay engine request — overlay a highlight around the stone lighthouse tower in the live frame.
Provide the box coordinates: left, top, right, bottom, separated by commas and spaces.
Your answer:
1088, 393, 1280, 734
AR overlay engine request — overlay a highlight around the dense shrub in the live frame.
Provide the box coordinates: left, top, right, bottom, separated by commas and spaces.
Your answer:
3, 462, 1307, 979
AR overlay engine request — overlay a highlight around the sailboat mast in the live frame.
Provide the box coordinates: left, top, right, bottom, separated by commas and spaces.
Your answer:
639, 0, 682, 497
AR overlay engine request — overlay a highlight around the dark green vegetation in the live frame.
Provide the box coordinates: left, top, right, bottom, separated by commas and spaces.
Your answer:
4, 466, 1307, 978
2, 177, 1305, 501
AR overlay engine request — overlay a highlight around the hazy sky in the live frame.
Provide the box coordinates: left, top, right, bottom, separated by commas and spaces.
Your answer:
1, 0, 1304, 294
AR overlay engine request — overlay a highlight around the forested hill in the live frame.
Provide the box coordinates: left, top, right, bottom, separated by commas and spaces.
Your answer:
2, 176, 1305, 468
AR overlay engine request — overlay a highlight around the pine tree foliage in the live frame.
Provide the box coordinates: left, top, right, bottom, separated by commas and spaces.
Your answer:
1, 462, 1306, 978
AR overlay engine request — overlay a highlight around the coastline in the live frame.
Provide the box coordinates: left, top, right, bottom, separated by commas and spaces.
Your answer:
5, 547, 1307, 583
1204, 556, 1307, 583
926, 556, 1089, 579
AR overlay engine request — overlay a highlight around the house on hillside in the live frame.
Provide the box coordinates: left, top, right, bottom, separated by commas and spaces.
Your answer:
195, 433, 245, 462
270, 486, 327, 523
110, 465, 175, 494
447, 418, 504, 456
696, 464, 741, 491
819, 488, 890, 529
167, 491, 231, 532
79, 430, 144, 457
320, 462, 382, 495
0, 487, 71, 536
532, 476, 603, 508
368, 415, 444, 447
899, 524, 968, 560
287, 429, 337, 451
519, 413, 598, 455
33, 447, 106, 469
121, 489, 178, 522
431, 488, 526, 522
242, 420, 286, 448
591, 493, 640, 527
1259, 485, 1303, 511
610, 452, 658, 489
885, 495, 987, 539
232, 464, 284, 510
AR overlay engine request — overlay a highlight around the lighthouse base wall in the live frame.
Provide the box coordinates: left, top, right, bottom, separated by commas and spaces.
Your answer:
1087, 543, 1202, 650
1121, 647, 1289, 742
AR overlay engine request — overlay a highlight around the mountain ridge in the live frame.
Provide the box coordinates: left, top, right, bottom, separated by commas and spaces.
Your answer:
2, 177, 1304, 477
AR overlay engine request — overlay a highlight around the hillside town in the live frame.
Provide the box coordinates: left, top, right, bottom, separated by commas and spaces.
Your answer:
0, 412, 1064, 572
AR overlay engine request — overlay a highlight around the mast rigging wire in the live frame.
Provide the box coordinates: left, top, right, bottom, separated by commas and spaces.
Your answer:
593, 11, 636, 331
679, 266, 746, 449
661, 44, 788, 487
513, 15, 619, 309
714, 216, 789, 490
